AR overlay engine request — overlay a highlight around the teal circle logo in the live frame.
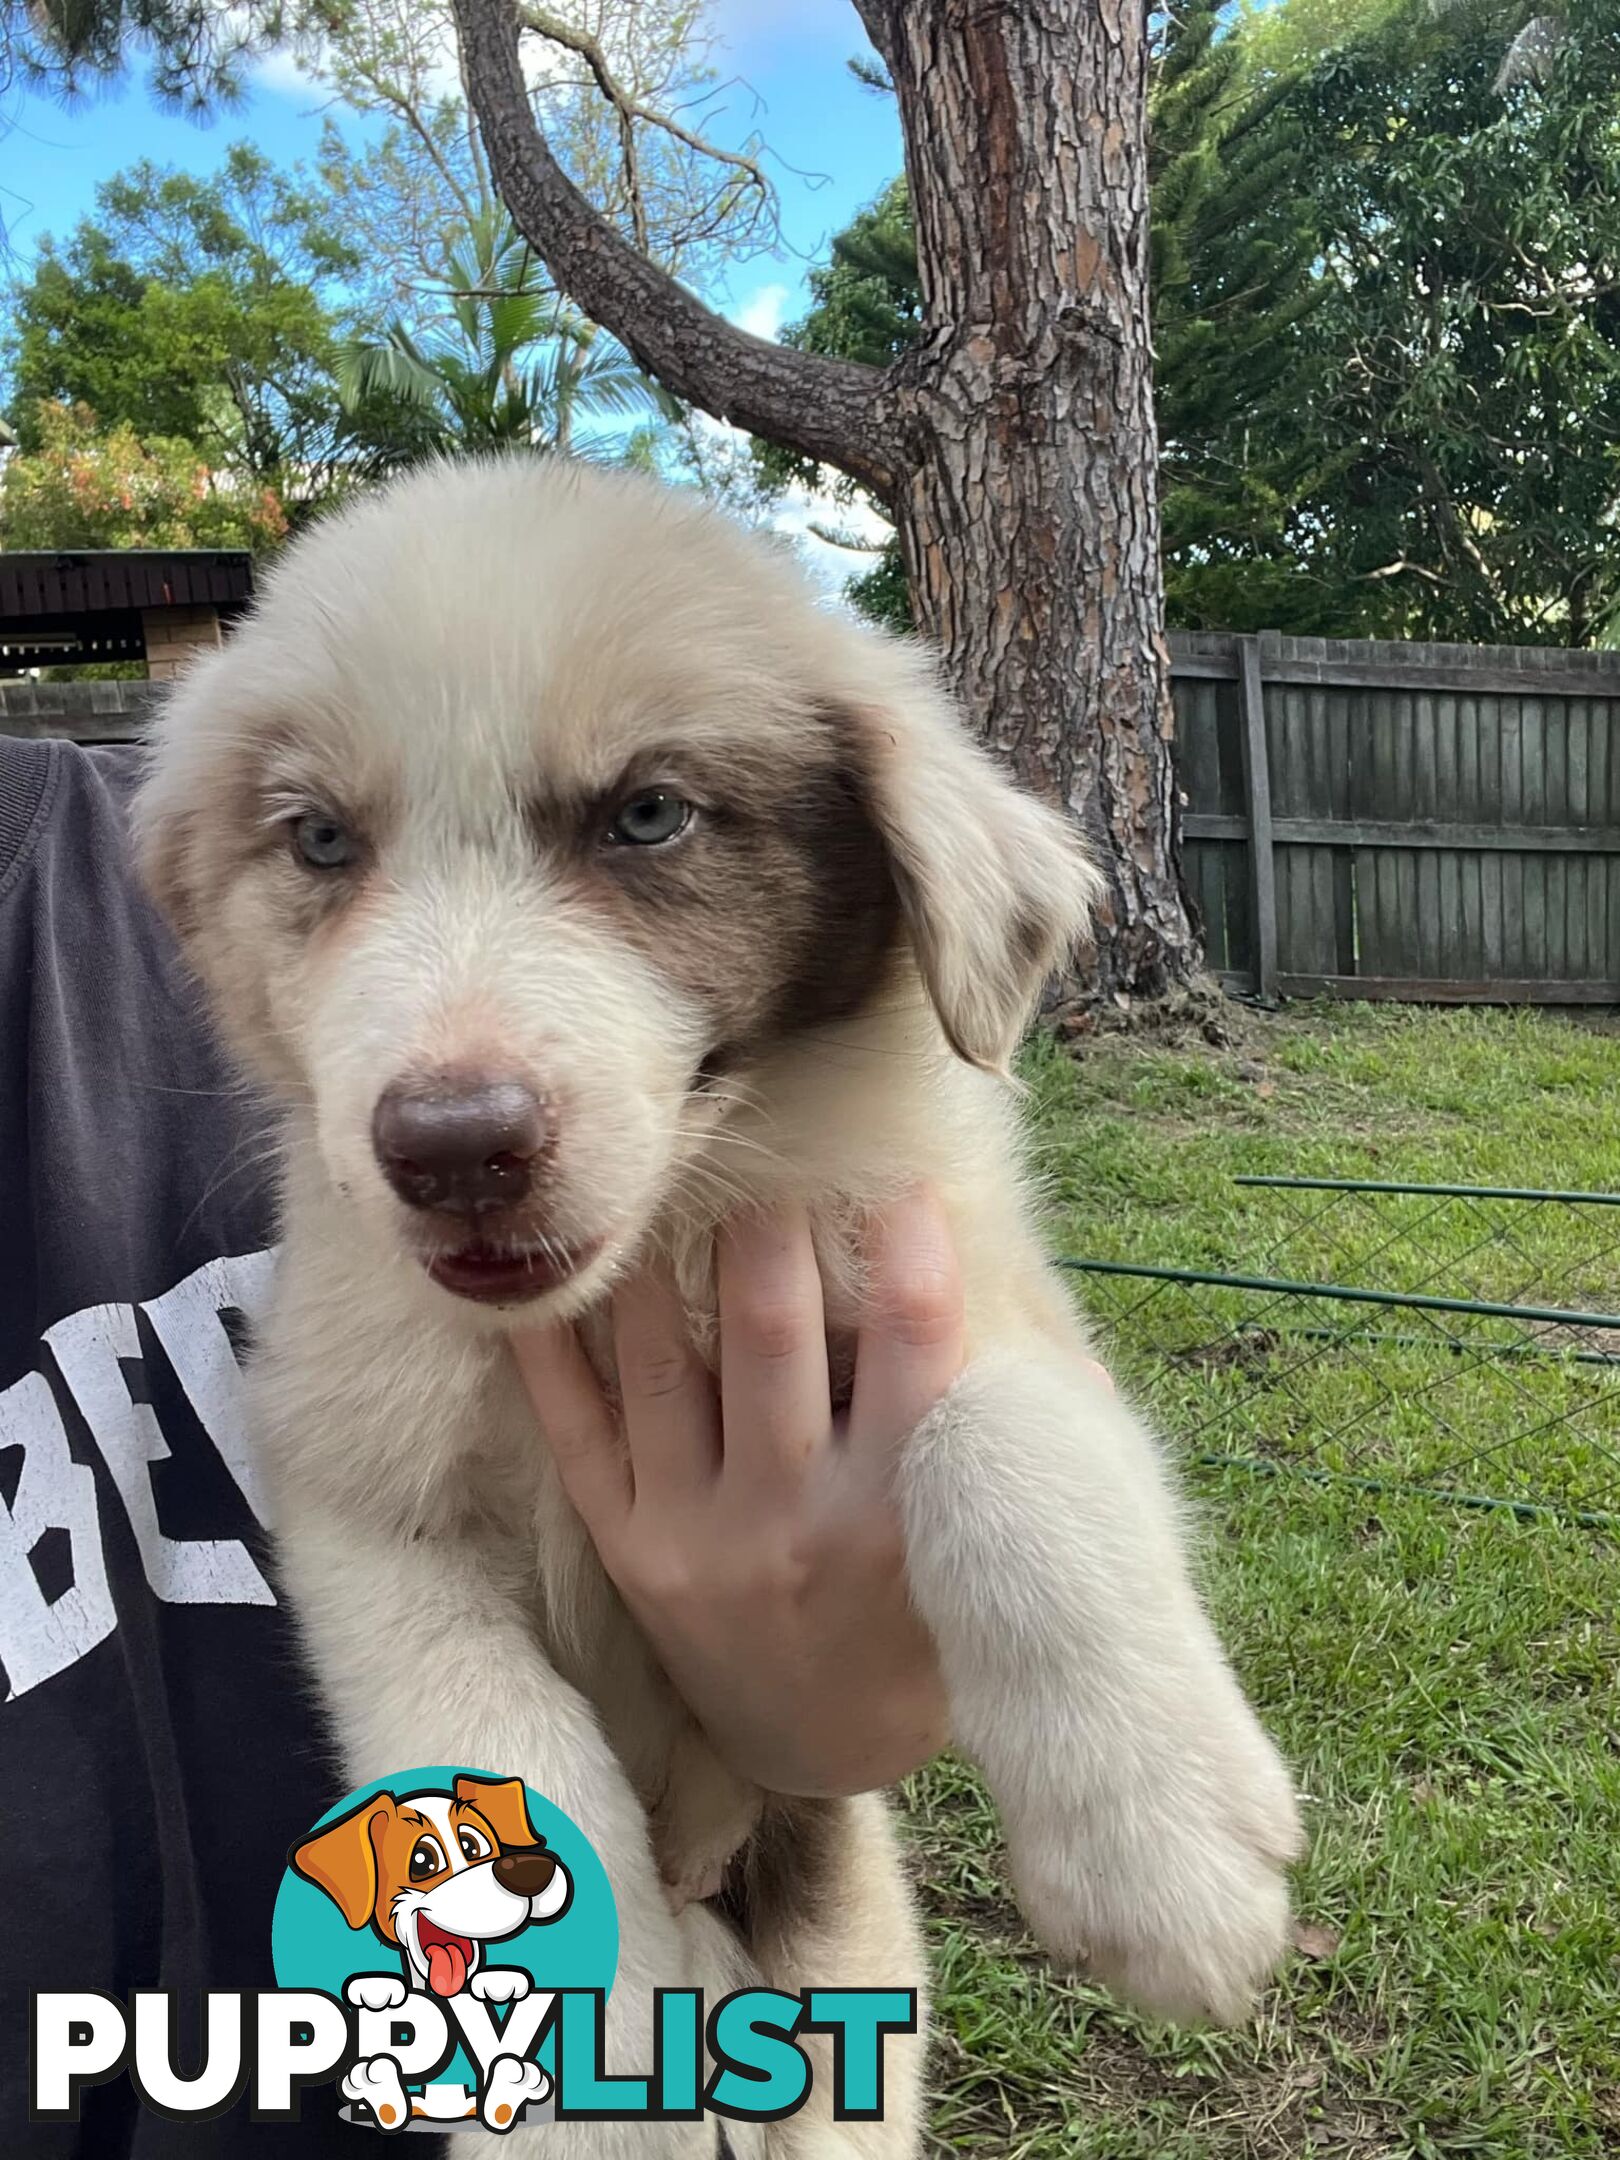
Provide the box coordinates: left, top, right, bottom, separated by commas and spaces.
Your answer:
271, 1766, 617, 2132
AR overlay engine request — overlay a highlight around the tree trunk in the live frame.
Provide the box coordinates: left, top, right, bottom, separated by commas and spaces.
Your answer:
878, 0, 1197, 1007
453, 0, 1201, 1014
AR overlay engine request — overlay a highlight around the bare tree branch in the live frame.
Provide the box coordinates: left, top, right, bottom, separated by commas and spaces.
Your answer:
451, 0, 896, 496
516, 2, 777, 259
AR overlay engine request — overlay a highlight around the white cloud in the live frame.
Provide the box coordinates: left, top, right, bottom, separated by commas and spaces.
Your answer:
729, 280, 793, 343
250, 46, 312, 99
771, 483, 891, 602
679, 410, 888, 607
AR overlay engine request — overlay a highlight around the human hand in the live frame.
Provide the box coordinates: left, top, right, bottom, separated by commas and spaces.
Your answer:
511, 1188, 964, 1798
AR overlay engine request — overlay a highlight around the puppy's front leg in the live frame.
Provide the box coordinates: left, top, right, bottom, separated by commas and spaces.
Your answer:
897, 1351, 1302, 2024
277, 1511, 713, 2158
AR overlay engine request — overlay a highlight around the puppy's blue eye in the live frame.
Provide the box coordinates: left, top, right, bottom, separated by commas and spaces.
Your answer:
607, 790, 691, 847
292, 811, 359, 870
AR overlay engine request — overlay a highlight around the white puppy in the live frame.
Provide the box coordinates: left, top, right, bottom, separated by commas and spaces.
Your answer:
135, 458, 1301, 2158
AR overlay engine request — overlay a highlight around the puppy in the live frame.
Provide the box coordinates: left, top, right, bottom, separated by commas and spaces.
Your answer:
294, 1775, 568, 2132
291, 1774, 573, 1999
135, 457, 1302, 2157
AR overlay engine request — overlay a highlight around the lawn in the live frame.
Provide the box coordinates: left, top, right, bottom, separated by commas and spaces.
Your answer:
907, 1003, 1620, 2160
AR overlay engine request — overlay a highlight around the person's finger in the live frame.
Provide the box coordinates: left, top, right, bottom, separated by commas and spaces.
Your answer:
612, 1261, 721, 1500
848, 1185, 966, 1458
717, 1203, 831, 1491
510, 1323, 633, 1538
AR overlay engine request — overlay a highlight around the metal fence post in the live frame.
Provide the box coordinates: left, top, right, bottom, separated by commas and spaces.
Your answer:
1238, 633, 1280, 1001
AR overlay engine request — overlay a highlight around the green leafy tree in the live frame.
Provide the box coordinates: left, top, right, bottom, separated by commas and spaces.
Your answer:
5, 145, 394, 518
1150, 0, 1326, 631
338, 210, 677, 462
776, 2, 1618, 648
1271, 0, 1619, 643
4, 0, 286, 112
0, 398, 290, 551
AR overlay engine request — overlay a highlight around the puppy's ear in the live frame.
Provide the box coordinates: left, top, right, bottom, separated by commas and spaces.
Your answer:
454, 1774, 540, 1852
131, 758, 202, 943
291, 1795, 394, 1928
837, 683, 1103, 1071
131, 636, 256, 949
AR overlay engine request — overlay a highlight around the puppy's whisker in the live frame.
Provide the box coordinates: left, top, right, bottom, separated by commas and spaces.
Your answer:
177, 1132, 287, 1239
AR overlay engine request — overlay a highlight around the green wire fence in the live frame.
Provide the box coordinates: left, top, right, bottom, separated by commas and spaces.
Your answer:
1063, 1177, 1620, 1530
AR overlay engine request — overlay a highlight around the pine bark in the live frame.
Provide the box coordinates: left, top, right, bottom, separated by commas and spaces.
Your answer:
453, 0, 1201, 1009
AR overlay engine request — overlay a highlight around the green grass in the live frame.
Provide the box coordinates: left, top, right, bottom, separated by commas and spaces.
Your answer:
906, 1003, 1620, 2159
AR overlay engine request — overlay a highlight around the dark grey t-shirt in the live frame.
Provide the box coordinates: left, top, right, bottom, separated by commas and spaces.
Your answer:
0, 736, 406, 2156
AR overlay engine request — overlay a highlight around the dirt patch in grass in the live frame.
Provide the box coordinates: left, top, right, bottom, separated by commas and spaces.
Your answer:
922, 1958, 1407, 2160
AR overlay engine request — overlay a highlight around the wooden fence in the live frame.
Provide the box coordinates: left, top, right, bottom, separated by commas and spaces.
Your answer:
0, 678, 161, 742
1171, 631, 1620, 1005
9, 637, 1620, 1005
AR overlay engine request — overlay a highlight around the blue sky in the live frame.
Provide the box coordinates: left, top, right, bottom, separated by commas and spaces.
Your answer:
0, 1, 904, 340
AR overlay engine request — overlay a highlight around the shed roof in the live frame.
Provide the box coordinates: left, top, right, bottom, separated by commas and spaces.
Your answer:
0, 549, 254, 622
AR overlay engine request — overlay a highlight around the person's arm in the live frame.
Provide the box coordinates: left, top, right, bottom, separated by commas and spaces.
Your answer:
511, 1187, 963, 1798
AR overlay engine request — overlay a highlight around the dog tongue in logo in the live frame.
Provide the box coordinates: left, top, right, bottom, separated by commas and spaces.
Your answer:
418, 1918, 473, 1997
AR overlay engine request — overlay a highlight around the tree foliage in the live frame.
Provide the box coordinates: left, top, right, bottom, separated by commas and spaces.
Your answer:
337, 209, 677, 463
3, 0, 284, 111
1150, 0, 1325, 630
5, 145, 394, 521
0, 398, 290, 550
1275, 0, 1620, 644
6, 0, 756, 545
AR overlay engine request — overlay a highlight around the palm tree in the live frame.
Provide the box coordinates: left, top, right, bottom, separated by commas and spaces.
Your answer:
338, 210, 677, 465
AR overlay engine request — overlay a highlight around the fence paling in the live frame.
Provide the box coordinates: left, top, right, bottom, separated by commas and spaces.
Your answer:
1171, 629, 1620, 1004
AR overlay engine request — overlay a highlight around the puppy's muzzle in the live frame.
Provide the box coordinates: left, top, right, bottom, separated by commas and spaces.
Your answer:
372, 1074, 554, 1219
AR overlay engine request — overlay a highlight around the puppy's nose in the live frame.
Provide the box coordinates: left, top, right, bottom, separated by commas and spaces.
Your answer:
371, 1076, 552, 1216
493, 1848, 558, 1898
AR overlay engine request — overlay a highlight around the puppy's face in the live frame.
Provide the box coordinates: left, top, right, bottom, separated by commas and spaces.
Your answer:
137, 462, 1096, 1321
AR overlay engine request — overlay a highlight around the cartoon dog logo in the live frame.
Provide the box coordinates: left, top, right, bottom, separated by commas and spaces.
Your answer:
291, 1773, 572, 2132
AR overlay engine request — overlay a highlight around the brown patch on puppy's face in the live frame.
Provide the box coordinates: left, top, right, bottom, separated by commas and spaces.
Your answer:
568, 746, 901, 1076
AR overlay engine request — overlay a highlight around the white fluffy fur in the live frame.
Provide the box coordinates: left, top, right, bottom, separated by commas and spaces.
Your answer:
135, 458, 1301, 2157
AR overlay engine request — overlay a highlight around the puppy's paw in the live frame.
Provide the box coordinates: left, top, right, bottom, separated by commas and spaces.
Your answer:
651, 1725, 762, 1913
342, 2056, 411, 2132
1009, 1710, 1303, 2024
481, 2054, 549, 2132
470, 1965, 531, 2004
344, 1974, 408, 2013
